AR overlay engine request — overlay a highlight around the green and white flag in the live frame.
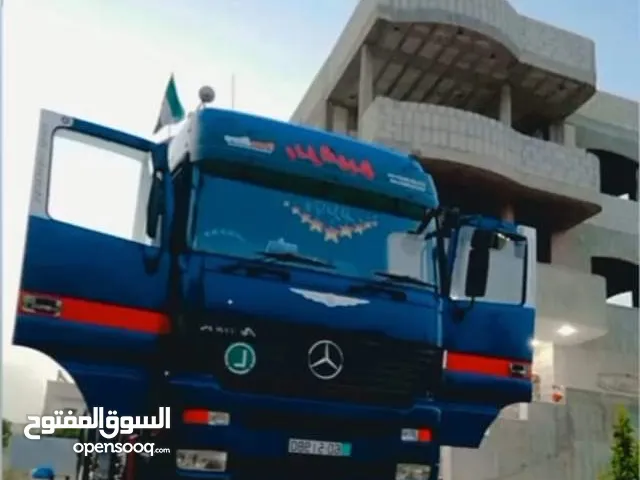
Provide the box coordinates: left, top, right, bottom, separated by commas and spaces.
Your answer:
153, 74, 185, 134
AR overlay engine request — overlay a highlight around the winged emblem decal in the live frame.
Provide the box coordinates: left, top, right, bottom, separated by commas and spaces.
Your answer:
290, 288, 369, 308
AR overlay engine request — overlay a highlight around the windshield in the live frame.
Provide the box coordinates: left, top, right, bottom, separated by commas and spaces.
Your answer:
191, 164, 439, 287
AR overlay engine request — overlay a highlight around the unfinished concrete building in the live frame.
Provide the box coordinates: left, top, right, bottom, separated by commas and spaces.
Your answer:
291, 1, 639, 478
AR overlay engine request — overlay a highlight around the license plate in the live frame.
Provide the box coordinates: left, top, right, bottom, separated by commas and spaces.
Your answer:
288, 438, 352, 457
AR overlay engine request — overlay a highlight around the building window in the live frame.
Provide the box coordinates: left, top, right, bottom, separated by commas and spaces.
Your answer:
589, 149, 638, 201
591, 257, 639, 308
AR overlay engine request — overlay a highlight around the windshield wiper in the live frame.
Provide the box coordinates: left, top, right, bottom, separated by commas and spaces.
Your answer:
372, 271, 437, 289
258, 251, 335, 269
348, 281, 407, 302
219, 257, 290, 281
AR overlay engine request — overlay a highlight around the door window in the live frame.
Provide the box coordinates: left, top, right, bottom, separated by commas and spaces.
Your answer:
451, 226, 527, 304
47, 128, 153, 244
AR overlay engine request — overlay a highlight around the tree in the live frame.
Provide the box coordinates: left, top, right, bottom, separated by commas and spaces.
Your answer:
2, 419, 12, 448
53, 428, 81, 439
599, 406, 639, 480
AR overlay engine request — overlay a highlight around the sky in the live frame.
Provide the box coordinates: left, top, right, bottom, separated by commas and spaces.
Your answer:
1, 0, 638, 422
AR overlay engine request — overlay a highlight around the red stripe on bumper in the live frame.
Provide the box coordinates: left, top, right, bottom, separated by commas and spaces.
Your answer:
18, 291, 170, 334
446, 351, 531, 379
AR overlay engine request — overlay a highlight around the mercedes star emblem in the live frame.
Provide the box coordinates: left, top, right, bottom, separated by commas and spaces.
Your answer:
308, 340, 344, 380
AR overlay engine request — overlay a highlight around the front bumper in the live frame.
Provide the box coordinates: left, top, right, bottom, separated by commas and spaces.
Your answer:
169, 374, 441, 479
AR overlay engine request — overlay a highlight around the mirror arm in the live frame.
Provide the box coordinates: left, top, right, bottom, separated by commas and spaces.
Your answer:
145, 169, 166, 240
409, 209, 436, 235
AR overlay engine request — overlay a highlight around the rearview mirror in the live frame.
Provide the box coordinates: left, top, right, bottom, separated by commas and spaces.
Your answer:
465, 246, 489, 297
146, 171, 165, 239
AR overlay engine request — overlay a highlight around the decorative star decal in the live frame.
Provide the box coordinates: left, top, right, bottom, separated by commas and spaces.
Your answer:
309, 219, 324, 232
300, 213, 312, 224
339, 226, 353, 238
283, 201, 377, 243
324, 228, 339, 243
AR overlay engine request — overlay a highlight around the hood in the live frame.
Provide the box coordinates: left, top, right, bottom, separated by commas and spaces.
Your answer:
185, 255, 440, 345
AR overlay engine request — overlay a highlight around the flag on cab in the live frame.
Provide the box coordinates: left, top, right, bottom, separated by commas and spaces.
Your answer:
153, 74, 185, 134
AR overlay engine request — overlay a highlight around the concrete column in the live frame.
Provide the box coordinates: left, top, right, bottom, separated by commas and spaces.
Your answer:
563, 123, 576, 147
548, 123, 562, 144
332, 104, 349, 134
440, 447, 453, 479
324, 101, 334, 131
347, 108, 358, 135
548, 122, 576, 146
357, 44, 374, 136
499, 84, 512, 126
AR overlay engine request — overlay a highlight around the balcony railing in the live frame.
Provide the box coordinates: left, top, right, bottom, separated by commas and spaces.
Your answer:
361, 97, 600, 191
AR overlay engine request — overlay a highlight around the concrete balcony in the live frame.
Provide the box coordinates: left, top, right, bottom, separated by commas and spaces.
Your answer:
535, 263, 607, 344
568, 91, 639, 162
361, 97, 601, 228
552, 195, 638, 270
589, 194, 639, 236
292, 0, 596, 126
376, 0, 596, 84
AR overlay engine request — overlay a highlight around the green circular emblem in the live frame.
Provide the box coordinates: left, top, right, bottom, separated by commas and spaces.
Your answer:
224, 342, 256, 375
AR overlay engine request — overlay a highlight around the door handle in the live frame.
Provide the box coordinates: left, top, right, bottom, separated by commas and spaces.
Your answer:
20, 294, 62, 317
509, 363, 529, 379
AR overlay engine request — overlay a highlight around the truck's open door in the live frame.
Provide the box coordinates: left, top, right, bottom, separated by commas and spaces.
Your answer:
441, 217, 536, 447
14, 110, 172, 415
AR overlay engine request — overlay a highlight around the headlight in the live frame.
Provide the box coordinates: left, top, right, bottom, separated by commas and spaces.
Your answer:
396, 463, 431, 480
176, 449, 227, 472
400, 428, 432, 443
207, 411, 231, 426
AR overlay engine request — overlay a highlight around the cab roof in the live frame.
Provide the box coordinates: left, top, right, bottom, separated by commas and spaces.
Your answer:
170, 107, 439, 208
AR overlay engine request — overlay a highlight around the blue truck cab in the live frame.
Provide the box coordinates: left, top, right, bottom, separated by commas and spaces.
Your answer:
14, 103, 536, 480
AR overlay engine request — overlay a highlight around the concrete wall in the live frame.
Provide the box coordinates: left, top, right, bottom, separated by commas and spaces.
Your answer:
5, 436, 76, 478
536, 264, 607, 343
555, 305, 639, 397
450, 390, 638, 480
41, 380, 85, 416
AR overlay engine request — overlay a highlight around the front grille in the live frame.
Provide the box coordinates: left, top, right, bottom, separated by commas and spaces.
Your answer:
178, 315, 442, 407
230, 455, 395, 480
